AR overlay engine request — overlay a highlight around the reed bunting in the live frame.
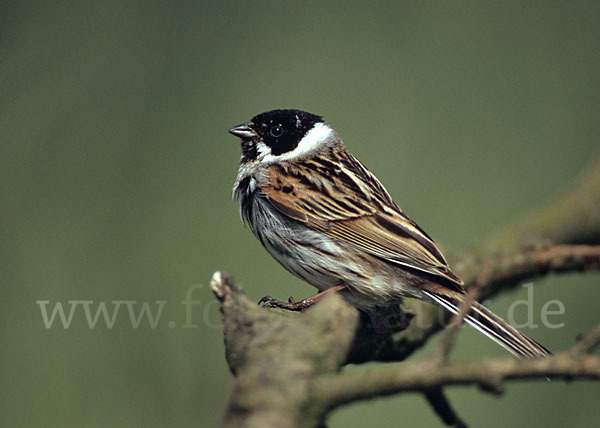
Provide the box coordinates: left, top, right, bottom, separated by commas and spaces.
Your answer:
229, 109, 550, 358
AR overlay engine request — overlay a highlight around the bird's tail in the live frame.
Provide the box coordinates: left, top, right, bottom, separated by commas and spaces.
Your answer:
422, 291, 551, 358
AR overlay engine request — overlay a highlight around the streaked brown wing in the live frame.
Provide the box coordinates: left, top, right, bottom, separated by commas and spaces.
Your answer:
325, 213, 463, 286
263, 152, 464, 288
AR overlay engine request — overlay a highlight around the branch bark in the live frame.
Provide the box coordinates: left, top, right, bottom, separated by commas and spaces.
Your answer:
311, 345, 600, 410
211, 272, 359, 428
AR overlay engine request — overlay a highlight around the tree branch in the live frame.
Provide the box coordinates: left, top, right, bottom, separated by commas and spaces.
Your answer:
423, 388, 468, 428
213, 154, 600, 427
311, 329, 600, 411
570, 323, 600, 355
211, 272, 359, 428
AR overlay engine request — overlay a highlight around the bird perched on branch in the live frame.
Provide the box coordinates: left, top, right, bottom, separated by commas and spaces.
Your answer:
229, 108, 550, 358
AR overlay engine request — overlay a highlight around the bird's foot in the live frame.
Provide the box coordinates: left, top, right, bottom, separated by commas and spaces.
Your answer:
257, 295, 316, 311
258, 284, 346, 312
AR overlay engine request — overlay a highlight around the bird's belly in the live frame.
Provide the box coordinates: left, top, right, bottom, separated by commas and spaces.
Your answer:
256, 224, 343, 292
247, 197, 429, 309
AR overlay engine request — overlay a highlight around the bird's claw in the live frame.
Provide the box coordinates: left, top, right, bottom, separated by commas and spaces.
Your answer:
257, 295, 312, 311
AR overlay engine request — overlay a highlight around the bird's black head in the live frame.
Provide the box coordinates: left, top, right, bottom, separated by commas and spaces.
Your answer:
229, 109, 326, 163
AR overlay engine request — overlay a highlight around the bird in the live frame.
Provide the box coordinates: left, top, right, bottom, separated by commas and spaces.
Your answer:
229, 108, 550, 358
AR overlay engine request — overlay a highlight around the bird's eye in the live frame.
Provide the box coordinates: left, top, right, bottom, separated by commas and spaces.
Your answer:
270, 125, 283, 137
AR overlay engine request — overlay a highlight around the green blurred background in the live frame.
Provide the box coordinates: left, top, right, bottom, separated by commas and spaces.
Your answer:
2, 0, 600, 426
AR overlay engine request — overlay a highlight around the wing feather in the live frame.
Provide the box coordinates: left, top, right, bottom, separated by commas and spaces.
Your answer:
263, 150, 463, 288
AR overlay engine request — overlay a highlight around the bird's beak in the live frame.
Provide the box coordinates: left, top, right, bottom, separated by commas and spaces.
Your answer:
228, 122, 256, 140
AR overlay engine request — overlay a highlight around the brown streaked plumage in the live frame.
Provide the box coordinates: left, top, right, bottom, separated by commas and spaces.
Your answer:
229, 109, 551, 358
263, 148, 464, 290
